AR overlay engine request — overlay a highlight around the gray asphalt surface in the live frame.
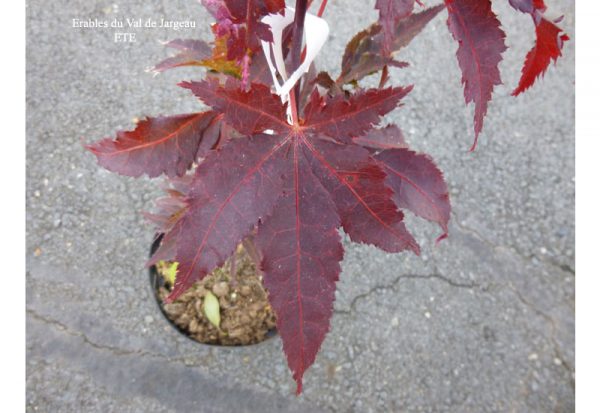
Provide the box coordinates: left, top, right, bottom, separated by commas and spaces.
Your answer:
27, 0, 574, 412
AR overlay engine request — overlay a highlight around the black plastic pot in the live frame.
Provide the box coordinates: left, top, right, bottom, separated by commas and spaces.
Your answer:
148, 234, 277, 345
148, 234, 194, 342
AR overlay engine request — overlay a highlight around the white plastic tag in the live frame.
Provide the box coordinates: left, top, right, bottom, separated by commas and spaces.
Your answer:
261, 7, 329, 122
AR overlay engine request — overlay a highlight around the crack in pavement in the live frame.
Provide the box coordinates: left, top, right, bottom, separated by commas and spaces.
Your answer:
451, 214, 575, 276
27, 309, 329, 413
27, 308, 187, 365
333, 272, 574, 392
500, 283, 575, 391
334, 273, 479, 315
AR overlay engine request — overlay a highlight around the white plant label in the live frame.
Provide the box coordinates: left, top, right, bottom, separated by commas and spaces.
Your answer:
261, 7, 330, 123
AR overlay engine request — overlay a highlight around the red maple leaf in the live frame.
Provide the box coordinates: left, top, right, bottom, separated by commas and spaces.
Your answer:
128, 79, 444, 392
512, 17, 568, 96
507, 0, 569, 96
201, 0, 285, 84
352, 124, 408, 151
375, 0, 415, 53
375, 148, 450, 241
86, 112, 222, 178
338, 4, 444, 85
444, 0, 507, 150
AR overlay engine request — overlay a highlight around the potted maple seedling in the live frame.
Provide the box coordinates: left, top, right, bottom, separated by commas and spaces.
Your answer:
86, 0, 568, 394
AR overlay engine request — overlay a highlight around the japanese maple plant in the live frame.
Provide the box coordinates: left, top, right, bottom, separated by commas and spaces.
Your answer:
86, 0, 568, 394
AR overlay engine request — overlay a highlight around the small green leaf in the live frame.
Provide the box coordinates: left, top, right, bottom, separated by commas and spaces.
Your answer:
203, 291, 221, 328
159, 261, 178, 285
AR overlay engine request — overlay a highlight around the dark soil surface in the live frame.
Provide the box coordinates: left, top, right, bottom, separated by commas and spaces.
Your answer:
155, 245, 276, 346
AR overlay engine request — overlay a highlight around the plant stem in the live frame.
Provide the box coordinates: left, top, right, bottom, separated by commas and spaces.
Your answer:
243, 238, 263, 276
289, 92, 299, 125
290, 0, 308, 121
316, 0, 328, 17
300, 0, 329, 65
307, 0, 328, 17
229, 248, 238, 288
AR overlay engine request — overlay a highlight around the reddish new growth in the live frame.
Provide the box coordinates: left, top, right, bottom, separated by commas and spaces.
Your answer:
86, 0, 568, 394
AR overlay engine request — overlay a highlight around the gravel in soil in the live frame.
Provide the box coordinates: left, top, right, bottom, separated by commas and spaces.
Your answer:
156, 245, 276, 346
